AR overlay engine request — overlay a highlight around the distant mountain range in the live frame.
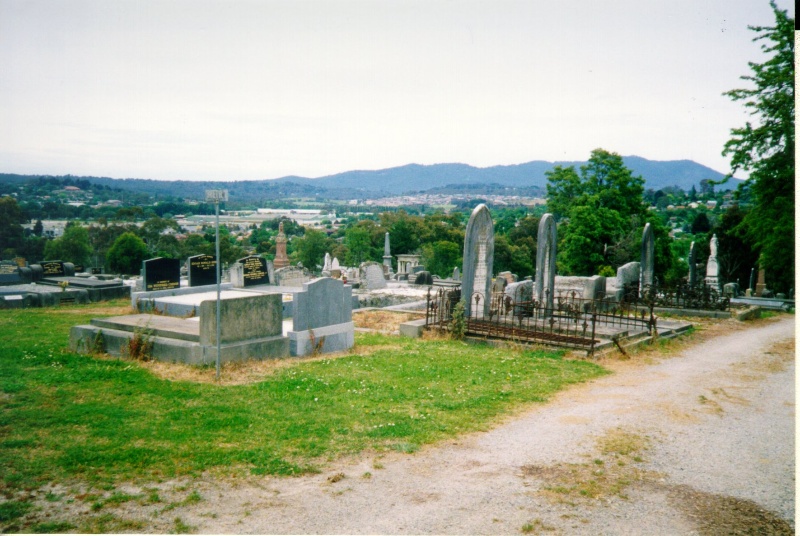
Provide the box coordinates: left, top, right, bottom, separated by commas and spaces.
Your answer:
1, 156, 737, 202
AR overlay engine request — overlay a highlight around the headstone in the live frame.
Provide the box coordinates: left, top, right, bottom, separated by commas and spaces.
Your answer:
755, 267, 767, 297
535, 213, 557, 313
640, 223, 655, 294
331, 257, 340, 270
704, 234, 720, 291
723, 282, 739, 298
187, 254, 217, 287
289, 277, 354, 356
12, 257, 26, 268
613, 261, 640, 302
237, 255, 269, 287
323, 253, 332, 272
274, 266, 312, 288
91, 267, 103, 275
360, 262, 388, 290
462, 204, 495, 316
229, 262, 244, 287
0, 261, 22, 286
413, 271, 433, 286
142, 257, 180, 291
583, 275, 607, 301
452, 266, 461, 281
505, 279, 533, 315
747, 266, 756, 295
273, 221, 290, 269
497, 271, 517, 284
688, 241, 697, 286
41, 260, 66, 277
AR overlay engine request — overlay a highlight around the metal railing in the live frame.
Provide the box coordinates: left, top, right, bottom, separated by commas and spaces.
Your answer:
425, 286, 658, 356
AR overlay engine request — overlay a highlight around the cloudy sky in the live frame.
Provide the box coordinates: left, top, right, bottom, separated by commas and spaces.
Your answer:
0, 0, 793, 182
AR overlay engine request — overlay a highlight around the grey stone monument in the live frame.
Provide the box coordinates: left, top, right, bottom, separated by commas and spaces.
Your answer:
461, 204, 494, 317
288, 277, 354, 356
323, 253, 332, 273
688, 241, 697, 286
535, 213, 557, 313
452, 266, 460, 282
383, 232, 393, 272
360, 262, 388, 290
640, 223, 655, 295
705, 234, 720, 291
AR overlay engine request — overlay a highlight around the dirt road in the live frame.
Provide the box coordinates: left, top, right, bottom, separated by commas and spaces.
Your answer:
157, 315, 791, 535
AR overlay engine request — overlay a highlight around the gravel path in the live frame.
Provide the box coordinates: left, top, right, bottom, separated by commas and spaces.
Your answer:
172, 315, 793, 535
19, 315, 795, 534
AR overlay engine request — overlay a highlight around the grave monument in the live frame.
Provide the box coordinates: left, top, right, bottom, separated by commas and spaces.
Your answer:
640, 223, 655, 294
535, 213, 557, 313
462, 204, 494, 316
287, 277, 354, 356
273, 221, 290, 269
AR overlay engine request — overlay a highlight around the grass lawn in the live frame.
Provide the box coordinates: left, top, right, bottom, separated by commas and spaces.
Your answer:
0, 299, 608, 493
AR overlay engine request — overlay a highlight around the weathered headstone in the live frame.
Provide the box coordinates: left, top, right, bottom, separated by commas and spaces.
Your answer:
688, 241, 697, 286
273, 221, 290, 269
360, 262, 388, 290
331, 257, 340, 270
238, 255, 269, 286
187, 254, 217, 287
452, 266, 461, 281
723, 282, 739, 298
755, 267, 767, 297
413, 271, 433, 286
0, 261, 22, 286
583, 275, 607, 301
704, 234, 720, 291
323, 253, 332, 272
505, 279, 533, 315
535, 213, 557, 312
288, 277, 354, 356
462, 204, 494, 316
142, 257, 181, 291
640, 223, 655, 294
274, 266, 312, 288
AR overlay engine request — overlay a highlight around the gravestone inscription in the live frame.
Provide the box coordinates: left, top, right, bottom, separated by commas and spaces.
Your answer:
41, 261, 66, 277
238, 255, 269, 287
142, 257, 181, 291
188, 254, 217, 287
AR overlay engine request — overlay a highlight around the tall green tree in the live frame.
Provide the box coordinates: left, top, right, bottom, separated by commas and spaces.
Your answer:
547, 149, 652, 276
43, 223, 92, 267
0, 196, 25, 258
106, 232, 149, 275
723, 2, 794, 293
291, 228, 332, 271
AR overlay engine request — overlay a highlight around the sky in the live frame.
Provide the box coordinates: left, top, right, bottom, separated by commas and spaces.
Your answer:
0, 0, 794, 182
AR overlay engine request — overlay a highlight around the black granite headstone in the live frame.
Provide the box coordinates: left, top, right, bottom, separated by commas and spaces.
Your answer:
91, 268, 103, 275
142, 257, 181, 292
238, 255, 269, 287
187, 254, 217, 287
40, 261, 66, 277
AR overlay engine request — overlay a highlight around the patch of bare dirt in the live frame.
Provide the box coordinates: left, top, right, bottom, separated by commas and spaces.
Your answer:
353, 309, 423, 333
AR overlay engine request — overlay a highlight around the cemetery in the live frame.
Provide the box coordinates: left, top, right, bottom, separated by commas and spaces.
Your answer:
61, 202, 790, 366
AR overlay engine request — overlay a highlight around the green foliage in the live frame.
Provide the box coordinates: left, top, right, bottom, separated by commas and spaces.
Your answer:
723, 2, 794, 292
493, 235, 534, 278
344, 224, 377, 265
450, 300, 466, 340
106, 232, 149, 275
547, 149, 650, 277
292, 228, 332, 270
421, 240, 462, 277
43, 224, 93, 267
0, 196, 25, 258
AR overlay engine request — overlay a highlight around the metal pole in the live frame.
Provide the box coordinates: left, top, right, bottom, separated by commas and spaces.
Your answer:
215, 200, 221, 380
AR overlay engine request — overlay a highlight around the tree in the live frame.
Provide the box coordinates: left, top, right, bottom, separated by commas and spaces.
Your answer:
690, 212, 711, 235
0, 196, 25, 257
344, 225, 375, 266
106, 232, 149, 275
43, 223, 92, 267
420, 240, 461, 278
723, 2, 794, 293
547, 149, 648, 276
291, 228, 331, 271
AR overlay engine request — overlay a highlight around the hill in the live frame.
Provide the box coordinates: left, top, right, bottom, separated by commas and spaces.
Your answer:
0, 156, 737, 202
